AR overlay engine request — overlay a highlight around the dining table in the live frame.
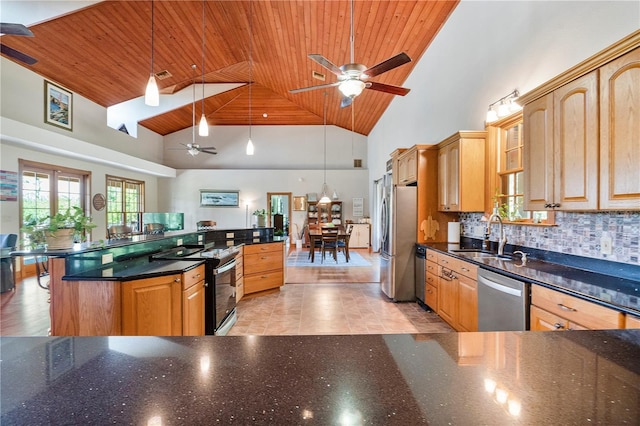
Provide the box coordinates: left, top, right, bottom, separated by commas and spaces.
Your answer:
307, 226, 350, 263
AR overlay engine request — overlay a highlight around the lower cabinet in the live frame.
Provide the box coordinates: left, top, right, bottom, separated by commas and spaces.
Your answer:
434, 251, 478, 331
243, 242, 284, 294
349, 224, 370, 248
530, 285, 623, 330
235, 246, 245, 302
626, 314, 640, 329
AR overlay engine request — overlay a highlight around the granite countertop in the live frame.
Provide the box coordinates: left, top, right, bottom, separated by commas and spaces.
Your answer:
423, 242, 640, 316
62, 259, 204, 281
1, 330, 638, 424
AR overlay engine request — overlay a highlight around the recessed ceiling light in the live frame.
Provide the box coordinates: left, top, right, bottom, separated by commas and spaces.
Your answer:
262, 113, 268, 118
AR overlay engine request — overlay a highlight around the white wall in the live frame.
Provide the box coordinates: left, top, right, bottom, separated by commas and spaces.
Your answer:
157, 169, 369, 234
368, 1, 640, 183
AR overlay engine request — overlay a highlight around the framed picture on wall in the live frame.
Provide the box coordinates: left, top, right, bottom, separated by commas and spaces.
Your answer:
44, 80, 73, 131
200, 190, 240, 207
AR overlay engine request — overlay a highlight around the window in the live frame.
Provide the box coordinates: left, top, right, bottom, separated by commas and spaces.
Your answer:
489, 113, 552, 224
106, 176, 145, 233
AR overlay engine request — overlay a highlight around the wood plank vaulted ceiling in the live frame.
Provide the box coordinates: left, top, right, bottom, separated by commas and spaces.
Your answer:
1, 1, 458, 136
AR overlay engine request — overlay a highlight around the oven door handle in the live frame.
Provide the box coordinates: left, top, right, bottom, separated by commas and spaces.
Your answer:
213, 259, 237, 275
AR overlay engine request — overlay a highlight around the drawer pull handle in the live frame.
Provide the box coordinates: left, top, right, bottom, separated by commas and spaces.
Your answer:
261, 256, 268, 260
461, 267, 469, 272
174, 278, 181, 283
558, 304, 576, 312
261, 275, 268, 279
441, 260, 448, 264
194, 274, 201, 279
554, 323, 565, 329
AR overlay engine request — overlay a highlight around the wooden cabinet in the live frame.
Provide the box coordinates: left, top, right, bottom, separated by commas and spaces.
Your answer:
437, 131, 486, 212
243, 242, 284, 294
425, 250, 439, 311
121, 274, 183, 336
435, 251, 478, 331
625, 314, 640, 328
519, 33, 640, 212
307, 201, 342, 226
349, 223, 370, 248
396, 146, 418, 185
599, 47, 640, 210
530, 285, 623, 330
235, 246, 244, 302
523, 71, 599, 210
182, 264, 205, 336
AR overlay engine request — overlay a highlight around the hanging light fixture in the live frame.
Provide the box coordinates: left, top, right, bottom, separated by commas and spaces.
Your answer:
198, 0, 209, 136
486, 89, 520, 123
246, 0, 255, 155
319, 92, 332, 204
189, 64, 200, 156
144, 0, 159, 106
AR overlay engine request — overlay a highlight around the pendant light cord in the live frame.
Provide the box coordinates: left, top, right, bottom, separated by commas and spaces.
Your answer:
150, 0, 154, 74
323, 91, 327, 184
349, 0, 354, 64
192, 65, 196, 144
249, 0, 253, 139
201, 0, 206, 116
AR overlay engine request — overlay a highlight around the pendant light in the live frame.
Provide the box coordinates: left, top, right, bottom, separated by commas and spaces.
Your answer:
144, 0, 159, 106
246, 0, 255, 155
319, 92, 332, 204
198, 0, 209, 136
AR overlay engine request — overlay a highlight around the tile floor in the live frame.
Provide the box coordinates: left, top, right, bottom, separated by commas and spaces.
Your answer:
228, 248, 453, 336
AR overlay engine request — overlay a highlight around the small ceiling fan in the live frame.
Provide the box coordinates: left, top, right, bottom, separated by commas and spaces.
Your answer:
289, 0, 411, 108
169, 65, 217, 157
0, 23, 38, 65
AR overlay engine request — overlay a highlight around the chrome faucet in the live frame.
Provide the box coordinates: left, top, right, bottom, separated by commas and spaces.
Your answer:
484, 207, 507, 255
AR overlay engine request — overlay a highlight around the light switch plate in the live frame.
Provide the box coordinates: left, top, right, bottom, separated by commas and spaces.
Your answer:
101, 253, 113, 264
600, 233, 612, 255
177, 238, 183, 246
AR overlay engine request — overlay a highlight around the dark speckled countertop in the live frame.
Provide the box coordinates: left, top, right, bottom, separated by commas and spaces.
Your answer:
424, 242, 640, 316
1, 331, 638, 424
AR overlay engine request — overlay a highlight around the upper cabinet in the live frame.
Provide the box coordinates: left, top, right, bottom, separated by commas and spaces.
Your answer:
519, 31, 640, 211
396, 146, 418, 185
307, 201, 342, 226
437, 131, 486, 212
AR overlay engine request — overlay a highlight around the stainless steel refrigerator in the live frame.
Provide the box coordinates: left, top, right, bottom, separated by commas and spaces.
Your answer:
380, 173, 417, 301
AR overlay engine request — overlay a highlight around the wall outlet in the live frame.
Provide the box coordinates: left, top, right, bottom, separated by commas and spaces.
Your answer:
177, 238, 183, 246
600, 233, 613, 255
101, 253, 113, 264
198, 235, 203, 243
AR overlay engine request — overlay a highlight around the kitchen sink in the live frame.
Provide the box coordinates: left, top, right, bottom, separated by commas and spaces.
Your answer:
450, 249, 512, 261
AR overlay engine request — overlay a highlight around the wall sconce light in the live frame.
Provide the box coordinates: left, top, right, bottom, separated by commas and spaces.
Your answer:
486, 89, 520, 123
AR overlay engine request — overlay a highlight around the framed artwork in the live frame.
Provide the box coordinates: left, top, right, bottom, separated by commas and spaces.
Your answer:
45, 80, 73, 131
293, 196, 307, 211
353, 197, 364, 217
200, 190, 239, 207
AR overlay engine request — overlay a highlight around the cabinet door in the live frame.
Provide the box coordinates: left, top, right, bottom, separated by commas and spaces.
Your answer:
438, 146, 449, 210
182, 280, 205, 336
523, 93, 554, 210
599, 47, 640, 210
553, 71, 599, 210
122, 274, 182, 336
425, 272, 438, 312
437, 273, 458, 328
530, 305, 568, 331
446, 142, 460, 211
457, 274, 478, 332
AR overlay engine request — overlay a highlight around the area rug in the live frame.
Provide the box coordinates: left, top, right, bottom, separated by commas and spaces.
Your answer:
286, 250, 372, 267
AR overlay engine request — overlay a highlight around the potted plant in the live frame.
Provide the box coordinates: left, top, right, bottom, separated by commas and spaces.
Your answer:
252, 209, 267, 227
21, 206, 97, 250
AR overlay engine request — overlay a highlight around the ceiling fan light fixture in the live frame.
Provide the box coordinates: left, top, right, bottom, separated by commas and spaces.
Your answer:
198, 113, 209, 137
339, 79, 366, 98
188, 146, 200, 156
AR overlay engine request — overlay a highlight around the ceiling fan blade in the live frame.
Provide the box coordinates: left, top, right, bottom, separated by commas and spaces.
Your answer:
362, 52, 411, 79
289, 81, 340, 94
0, 44, 37, 65
0, 23, 34, 37
200, 150, 217, 155
366, 81, 410, 96
308, 54, 344, 76
340, 96, 353, 109
197, 146, 217, 150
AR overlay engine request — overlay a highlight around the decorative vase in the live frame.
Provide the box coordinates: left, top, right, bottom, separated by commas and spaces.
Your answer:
257, 215, 266, 227
45, 228, 75, 250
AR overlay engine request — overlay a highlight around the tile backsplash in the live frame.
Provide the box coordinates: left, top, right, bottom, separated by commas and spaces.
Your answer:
459, 211, 639, 265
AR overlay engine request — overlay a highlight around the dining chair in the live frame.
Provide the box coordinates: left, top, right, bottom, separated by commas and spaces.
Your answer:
321, 229, 339, 263
304, 225, 322, 261
108, 225, 132, 240
338, 224, 353, 262
144, 223, 164, 235
196, 220, 217, 230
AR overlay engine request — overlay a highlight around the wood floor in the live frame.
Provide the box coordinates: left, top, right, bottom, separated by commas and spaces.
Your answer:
0, 248, 452, 336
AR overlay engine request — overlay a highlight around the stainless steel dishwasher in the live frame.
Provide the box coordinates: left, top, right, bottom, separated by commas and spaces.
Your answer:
477, 268, 530, 331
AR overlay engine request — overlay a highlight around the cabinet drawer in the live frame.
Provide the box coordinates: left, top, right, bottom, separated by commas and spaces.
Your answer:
425, 282, 438, 311
437, 253, 461, 270
244, 251, 283, 275
244, 271, 283, 294
437, 253, 476, 279
532, 286, 623, 329
426, 271, 438, 288
625, 314, 640, 329
244, 242, 282, 255
426, 250, 438, 263
235, 277, 244, 302
183, 265, 205, 290
426, 260, 438, 275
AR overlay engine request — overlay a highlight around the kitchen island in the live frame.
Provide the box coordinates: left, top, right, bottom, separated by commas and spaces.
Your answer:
1, 330, 638, 424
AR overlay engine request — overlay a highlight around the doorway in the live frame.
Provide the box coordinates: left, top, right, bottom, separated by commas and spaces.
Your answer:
267, 192, 292, 237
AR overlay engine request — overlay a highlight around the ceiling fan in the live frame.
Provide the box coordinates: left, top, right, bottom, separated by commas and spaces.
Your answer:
169, 65, 217, 157
289, 0, 411, 108
0, 23, 38, 65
